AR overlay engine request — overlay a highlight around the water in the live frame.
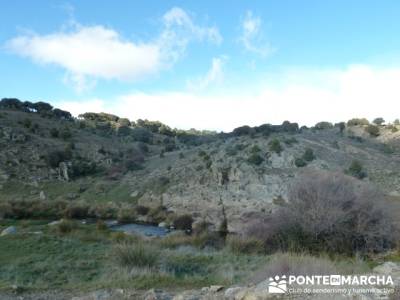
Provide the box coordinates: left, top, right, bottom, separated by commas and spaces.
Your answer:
110, 223, 170, 237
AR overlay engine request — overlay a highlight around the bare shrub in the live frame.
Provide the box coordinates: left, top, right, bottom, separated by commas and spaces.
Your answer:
247, 170, 398, 255
56, 219, 78, 234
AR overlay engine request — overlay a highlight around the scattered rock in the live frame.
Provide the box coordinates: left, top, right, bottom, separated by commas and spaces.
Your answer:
39, 190, 46, 200
67, 192, 79, 200
224, 287, 243, 299
48, 220, 61, 226
1, 226, 17, 236
105, 220, 118, 227
130, 190, 139, 197
373, 261, 400, 275
10, 284, 24, 294
71, 290, 111, 300
58, 162, 69, 181
144, 289, 172, 300
158, 222, 167, 228
209, 285, 224, 293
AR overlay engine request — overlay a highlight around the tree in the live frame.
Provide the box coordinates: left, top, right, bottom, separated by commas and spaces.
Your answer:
0, 98, 24, 110
336, 122, 346, 134
53, 108, 72, 120
373, 117, 385, 125
314, 122, 333, 130
281, 121, 299, 133
232, 125, 254, 136
33, 101, 53, 113
347, 118, 369, 126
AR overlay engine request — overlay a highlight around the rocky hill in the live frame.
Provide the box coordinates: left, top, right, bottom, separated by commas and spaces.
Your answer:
1, 98, 400, 232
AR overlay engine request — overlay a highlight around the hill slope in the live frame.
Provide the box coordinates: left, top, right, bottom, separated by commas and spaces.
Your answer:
1, 98, 400, 231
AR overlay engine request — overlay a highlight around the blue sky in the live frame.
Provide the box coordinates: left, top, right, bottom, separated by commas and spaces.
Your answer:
2, 1, 400, 131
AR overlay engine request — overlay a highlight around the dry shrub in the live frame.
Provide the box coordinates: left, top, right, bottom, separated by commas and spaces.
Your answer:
160, 231, 224, 250
96, 220, 108, 231
227, 235, 264, 254
113, 242, 160, 269
2, 200, 67, 219
247, 170, 398, 255
56, 219, 78, 234
117, 207, 137, 224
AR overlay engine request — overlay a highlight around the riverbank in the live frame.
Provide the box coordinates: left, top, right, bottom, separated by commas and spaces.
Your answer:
1, 218, 399, 299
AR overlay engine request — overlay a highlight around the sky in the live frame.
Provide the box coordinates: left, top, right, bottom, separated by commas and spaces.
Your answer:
1, 1, 400, 132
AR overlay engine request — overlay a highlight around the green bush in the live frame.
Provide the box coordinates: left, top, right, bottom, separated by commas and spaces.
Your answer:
46, 149, 72, 168
22, 118, 32, 128
269, 138, 282, 154
60, 127, 72, 140
302, 148, 315, 162
294, 157, 307, 167
50, 128, 59, 138
284, 137, 298, 146
346, 160, 367, 179
64, 204, 89, 219
381, 144, 394, 154
250, 145, 261, 153
365, 124, 380, 137
136, 205, 150, 216
247, 153, 264, 165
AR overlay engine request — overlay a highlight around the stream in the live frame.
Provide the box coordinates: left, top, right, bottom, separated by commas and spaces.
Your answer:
108, 221, 170, 237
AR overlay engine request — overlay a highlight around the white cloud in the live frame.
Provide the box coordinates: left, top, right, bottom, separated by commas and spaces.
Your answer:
239, 10, 275, 57
58, 64, 400, 132
5, 7, 221, 91
187, 56, 226, 90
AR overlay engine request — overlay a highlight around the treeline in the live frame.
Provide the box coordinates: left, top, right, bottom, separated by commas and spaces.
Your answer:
0, 98, 72, 119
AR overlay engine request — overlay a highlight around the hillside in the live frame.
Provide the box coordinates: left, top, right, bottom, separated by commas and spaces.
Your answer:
1, 98, 400, 232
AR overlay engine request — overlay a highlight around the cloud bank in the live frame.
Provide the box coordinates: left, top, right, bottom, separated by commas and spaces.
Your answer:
59, 64, 400, 132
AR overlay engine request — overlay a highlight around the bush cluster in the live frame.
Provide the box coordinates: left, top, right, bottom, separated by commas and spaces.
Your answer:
246, 170, 397, 255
